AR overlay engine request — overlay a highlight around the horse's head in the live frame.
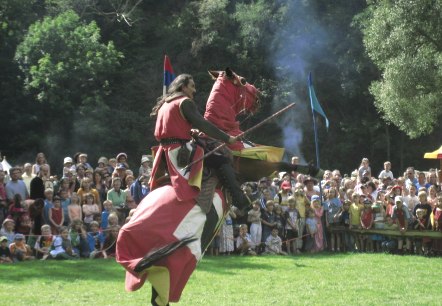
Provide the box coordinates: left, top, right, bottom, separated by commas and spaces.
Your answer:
208, 68, 260, 115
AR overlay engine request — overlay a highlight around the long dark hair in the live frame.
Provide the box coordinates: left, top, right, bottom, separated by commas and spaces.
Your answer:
150, 74, 193, 117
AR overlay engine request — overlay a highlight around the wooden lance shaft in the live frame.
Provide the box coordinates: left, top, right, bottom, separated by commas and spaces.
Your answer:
182, 102, 296, 172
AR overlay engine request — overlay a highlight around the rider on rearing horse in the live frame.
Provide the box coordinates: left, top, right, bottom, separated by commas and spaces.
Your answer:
150, 73, 250, 210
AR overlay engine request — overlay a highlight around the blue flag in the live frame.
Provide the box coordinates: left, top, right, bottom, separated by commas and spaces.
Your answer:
308, 72, 329, 129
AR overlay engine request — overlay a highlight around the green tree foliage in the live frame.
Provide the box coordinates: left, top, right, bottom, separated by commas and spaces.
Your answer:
15, 10, 122, 113
357, 0, 442, 138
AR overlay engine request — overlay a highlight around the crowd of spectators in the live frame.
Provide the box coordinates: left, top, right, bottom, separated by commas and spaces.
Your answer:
212, 158, 442, 257
0, 152, 152, 262
0, 152, 441, 263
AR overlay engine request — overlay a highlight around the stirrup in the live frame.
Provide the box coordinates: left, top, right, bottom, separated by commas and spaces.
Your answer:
134, 236, 197, 273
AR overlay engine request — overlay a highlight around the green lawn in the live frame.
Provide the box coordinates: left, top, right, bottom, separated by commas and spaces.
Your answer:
1, 253, 441, 305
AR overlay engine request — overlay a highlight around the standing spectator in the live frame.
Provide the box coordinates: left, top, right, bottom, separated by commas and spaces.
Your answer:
75, 163, 86, 182
405, 167, 418, 189
96, 157, 109, 175
294, 188, 310, 252
67, 192, 82, 222
392, 196, 411, 254
219, 207, 236, 255
378, 161, 394, 181
311, 195, 324, 252
325, 188, 342, 252
43, 188, 54, 225
82, 193, 100, 231
413, 191, 432, 227
261, 200, 276, 242
284, 197, 299, 255
360, 198, 374, 252
357, 158, 371, 183
92, 170, 107, 203
304, 209, 318, 253
100, 200, 114, 230
107, 177, 127, 222
247, 201, 262, 253
130, 174, 150, 205
32, 152, 50, 176
304, 176, 319, 200
113, 163, 128, 189
78, 153, 93, 170
416, 171, 431, 191
0, 171, 7, 224
28, 198, 45, 236
49, 196, 64, 235
30, 164, 49, 200
139, 155, 153, 177
77, 177, 101, 210
274, 180, 292, 210
5, 167, 28, 202
427, 185, 438, 209
62, 157, 74, 177
21, 163, 35, 194
116, 153, 129, 170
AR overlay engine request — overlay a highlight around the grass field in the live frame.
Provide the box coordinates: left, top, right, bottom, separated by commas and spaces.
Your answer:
1, 253, 441, 305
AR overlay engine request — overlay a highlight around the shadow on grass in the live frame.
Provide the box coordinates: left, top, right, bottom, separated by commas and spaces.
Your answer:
0, 259, 125, 283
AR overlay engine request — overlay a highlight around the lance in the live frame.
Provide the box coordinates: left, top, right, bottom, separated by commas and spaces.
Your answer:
182, 102, 296, 172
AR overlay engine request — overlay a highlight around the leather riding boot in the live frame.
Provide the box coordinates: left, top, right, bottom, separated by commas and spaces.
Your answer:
217, 163, 251, 210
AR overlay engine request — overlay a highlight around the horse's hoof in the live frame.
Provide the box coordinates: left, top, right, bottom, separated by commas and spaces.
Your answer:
134, 236, 198, 273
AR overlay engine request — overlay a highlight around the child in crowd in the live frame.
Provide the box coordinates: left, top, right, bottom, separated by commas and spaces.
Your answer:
102, 225, 120, 258
83, 193, 100, 231
9, 233, 34, 261
0, 236, 12, 263
219, 206, 236, 255
69, 219, 89, 258
360, 198, 374, 252
284, 197, 299, 255
305, 209, 318, 253
236, 224, 256, 256
0, 218, 15, 246
381, 216, 398, 253
261, 200, 276, 243
68, 192, 82, 222
247, 200, 262, 252
43, 188, 54, 225
100, 200, 114, 230
59, 189, 71, 226
413, 208, 431, 255
404, 185, 419, 214
325, 188, 342, 252
263, 227, 287, 255
34, 224, 54, 259
391, 196, 411, 254
49, 196, 64, 235
49, 226, 78, 259
432, 195, 442, 255
294, 188, 309, 253
371, 200, 386, 252
108, 212, 119, 227
414, 191, 432, 226
273, 204, 286, 239
311, 195, 324, 252
87, 221, 106, 258
339, 200, 353, 252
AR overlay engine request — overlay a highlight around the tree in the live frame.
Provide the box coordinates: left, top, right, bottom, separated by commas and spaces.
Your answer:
15, 10, 123, 114
356, 0, 442, 138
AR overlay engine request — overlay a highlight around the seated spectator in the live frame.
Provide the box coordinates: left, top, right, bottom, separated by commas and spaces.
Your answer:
102, 225, 120, 258
236, 224, 256, 256
49, 226, 78, 260
263, 227, 287, 255
87, 221, 106, 259
69, 219, 89, 258
34, 224, 54, 260
0, 236, 13, 263
0, 218, 15, 246
9, 233, 34, 262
